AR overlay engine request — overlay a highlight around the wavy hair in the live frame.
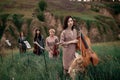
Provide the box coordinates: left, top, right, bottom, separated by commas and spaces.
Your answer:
63, 16, 74, 30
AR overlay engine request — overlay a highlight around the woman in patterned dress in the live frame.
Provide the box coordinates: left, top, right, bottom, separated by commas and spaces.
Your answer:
46, 29, 59, 59
60, 16, 78, 74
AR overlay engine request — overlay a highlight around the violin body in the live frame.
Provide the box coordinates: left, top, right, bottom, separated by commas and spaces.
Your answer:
33, 44, 39, 55
76, 33, 99, 67
53, 44, 59, 57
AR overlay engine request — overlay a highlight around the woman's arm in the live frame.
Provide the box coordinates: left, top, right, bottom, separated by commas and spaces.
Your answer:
60, 29, 78, 45
66, 39, 78, 44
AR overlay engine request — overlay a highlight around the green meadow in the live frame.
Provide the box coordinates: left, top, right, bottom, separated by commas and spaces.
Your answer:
0, 41, 120, 80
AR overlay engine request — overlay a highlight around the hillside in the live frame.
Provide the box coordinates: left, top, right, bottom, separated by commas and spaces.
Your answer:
0, 0, 120, 49
0, 0, 39, 18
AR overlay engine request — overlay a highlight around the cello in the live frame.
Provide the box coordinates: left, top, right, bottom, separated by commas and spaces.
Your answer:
76, 30, 99, 67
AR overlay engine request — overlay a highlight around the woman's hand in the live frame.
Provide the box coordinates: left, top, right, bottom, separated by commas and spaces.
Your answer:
62, 39, 78, 46
67, 39, 78, 44
50, 50, 53, 54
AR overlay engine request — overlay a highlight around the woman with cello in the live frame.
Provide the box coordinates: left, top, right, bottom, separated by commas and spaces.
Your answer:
60, 16, 78, 75
33, 29, 44, 55
67, 20, 99, 80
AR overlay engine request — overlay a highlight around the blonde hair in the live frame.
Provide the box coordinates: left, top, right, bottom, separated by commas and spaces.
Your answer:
49, 29, 55, 33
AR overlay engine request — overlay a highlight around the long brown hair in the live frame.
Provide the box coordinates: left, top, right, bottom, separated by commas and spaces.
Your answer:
19, 32, 24, 37
34, 29, 42, 41
63, 16, 74, 30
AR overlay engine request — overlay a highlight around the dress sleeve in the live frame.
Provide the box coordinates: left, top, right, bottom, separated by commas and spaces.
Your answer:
60, 31, 65, 44
55, 36, 59, 43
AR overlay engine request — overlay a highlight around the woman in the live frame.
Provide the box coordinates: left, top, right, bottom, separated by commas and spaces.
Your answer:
33, 29, 44, 55
18, 32, 27, 53
46, 29, 59, 58
60, 16, 78, 74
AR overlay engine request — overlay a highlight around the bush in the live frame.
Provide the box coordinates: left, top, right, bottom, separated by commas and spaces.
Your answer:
12, 14, 24, 31
91, 8, 99, 12
0, 14, 10, 39
37, 12, 45, 22
105, 3, 120, 14
38, 0, 47, 12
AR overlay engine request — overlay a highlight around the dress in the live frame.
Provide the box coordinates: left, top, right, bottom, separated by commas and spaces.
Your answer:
46, 36, 59, 58
60, 29, 77, 70
33, 35, 44, 55
18, 37, 27, 53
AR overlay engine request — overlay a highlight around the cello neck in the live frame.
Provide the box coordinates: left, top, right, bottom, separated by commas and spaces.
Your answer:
80, 33, 89, 49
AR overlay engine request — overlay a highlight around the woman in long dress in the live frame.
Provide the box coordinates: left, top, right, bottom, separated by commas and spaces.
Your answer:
18, 32, 27, 53
60, 16, 78, 74
33, 29, 44, 55
46, 29, 59, 59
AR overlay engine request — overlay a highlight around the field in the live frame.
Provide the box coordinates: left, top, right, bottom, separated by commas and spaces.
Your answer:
0, 41, 120, 80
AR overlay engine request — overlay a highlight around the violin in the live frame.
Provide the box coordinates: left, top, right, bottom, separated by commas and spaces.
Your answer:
76, 32, 99, 67
33, 43, 39, 55
52, 44, 59, 57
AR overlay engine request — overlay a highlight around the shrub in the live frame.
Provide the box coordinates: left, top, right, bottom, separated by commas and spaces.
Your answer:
105, 3, 120, 14
38, 0, 47, 12
12, 14, 24, 31
37, 12, 45, 22
0, 14, 10, 39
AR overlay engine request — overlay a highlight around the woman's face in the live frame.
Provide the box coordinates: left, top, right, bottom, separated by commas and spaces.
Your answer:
36, 30, 40, 34
49, 31, 54, 37
67, 17, 73, 28
21, 32, 24, 37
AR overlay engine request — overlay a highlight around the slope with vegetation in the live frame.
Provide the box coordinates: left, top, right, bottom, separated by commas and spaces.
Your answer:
0, 0, 120, 48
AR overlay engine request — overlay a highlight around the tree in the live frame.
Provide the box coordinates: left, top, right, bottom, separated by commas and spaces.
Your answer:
38, 0, 47, 12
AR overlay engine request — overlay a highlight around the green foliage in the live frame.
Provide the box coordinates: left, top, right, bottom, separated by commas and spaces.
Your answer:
105, 3, 120, 14
86, 20, 92, 31
0, 14, 10, 39
12, 14, 24, 31
0, 42, 120, 80
37, 12, 45, 22
8, 26, 17, 39
25, 18, 32, 45
38, 0, 47, 12
44, 26, 49, 37
91, 8, 99, 12
0, 50, 63, 80
95, 15, 119, 39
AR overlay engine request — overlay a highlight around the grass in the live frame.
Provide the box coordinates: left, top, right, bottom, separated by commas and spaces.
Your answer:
0, 41, 120, 80
0, 0, 38, 18
0, 9, 33, 18
51, 10, 98, 21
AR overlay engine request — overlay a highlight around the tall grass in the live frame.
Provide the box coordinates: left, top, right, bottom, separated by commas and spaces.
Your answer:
0, 41, 120, 80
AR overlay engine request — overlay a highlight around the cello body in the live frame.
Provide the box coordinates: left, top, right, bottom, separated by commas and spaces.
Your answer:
76, 33, 99, 67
